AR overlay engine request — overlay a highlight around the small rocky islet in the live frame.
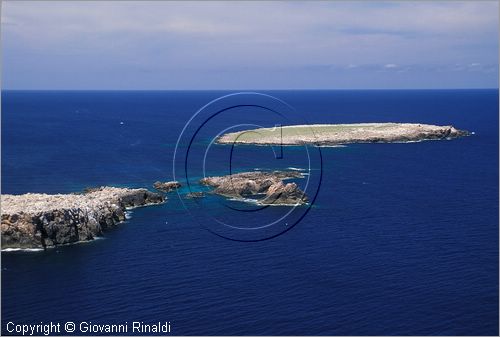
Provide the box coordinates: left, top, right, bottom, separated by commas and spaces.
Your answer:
153, 180, 181, 193
200, 171, 308, 205
184, 192, 205, 199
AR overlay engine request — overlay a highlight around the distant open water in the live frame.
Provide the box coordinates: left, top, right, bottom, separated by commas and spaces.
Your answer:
1, 90, 498, 335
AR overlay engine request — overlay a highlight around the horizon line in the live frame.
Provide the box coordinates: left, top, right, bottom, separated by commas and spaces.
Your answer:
2, 88, 499, 92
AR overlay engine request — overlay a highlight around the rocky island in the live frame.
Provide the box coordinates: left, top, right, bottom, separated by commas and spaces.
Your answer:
1, 187, 164, 250
200, 171, 308, 205
153, 180, 181, 193
216, 123, 470, 146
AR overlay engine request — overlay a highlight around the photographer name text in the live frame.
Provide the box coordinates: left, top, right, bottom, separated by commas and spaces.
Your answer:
6, 321, 172, 335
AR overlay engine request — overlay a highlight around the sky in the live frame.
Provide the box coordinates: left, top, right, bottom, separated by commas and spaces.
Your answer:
1, 1, 499, 90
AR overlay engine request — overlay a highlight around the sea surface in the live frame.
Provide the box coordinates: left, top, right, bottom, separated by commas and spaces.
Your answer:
1, 89, 498, 335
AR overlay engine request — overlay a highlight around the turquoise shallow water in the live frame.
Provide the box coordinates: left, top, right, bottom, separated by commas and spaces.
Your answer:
1, 90, 498, 335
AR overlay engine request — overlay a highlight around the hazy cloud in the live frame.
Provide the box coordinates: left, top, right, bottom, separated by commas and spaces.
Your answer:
2, 1, 498, 89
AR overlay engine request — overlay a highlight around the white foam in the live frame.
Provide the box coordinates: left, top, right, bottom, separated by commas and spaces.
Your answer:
257, 201, 307, 207
393, 140, 424, 143
227, 197, 259, 204
287, 167, 306, 171
315, 144, 347, 148
2, 247, 44, 252
227, 196, 306, 207
2, 236, 107, 252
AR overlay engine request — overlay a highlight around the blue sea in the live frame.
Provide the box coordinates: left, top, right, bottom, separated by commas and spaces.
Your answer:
1, 89, 498, 335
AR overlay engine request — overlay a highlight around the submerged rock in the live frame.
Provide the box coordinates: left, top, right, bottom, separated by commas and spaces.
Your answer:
153, 181, 181, 193
1, 187, 165, 250
200, 171, 307, 205
184, 192, 205, 199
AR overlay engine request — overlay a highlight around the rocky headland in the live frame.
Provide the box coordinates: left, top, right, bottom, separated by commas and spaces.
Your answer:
200, 171, 308, 205
216, 123, 470, 146
1, 187, 164, 250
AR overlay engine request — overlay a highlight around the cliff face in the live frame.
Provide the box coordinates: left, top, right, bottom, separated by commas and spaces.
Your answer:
1, 187, 164, 249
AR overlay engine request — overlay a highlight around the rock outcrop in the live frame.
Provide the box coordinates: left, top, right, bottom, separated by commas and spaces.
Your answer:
153, 181, 181, 193
216, 123, 471, 146
261, 181, 308, 205
1, 187, 164, 250
200, 171, 307, 205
